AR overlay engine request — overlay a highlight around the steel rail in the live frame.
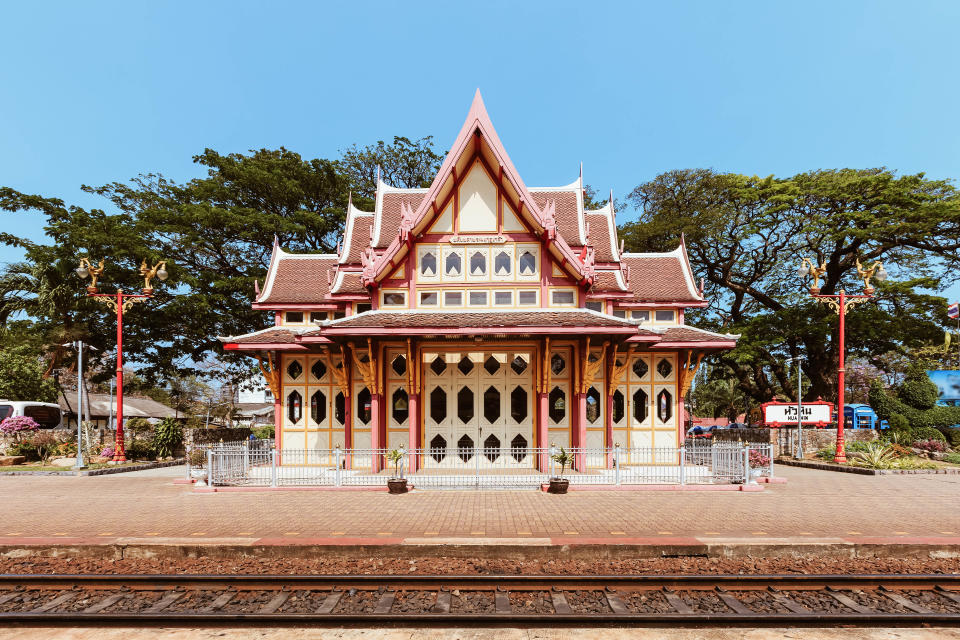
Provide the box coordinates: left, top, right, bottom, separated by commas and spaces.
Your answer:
1, 573, 959, 625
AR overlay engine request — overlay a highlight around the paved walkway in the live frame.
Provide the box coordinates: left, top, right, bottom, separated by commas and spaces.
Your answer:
1, 465, 959, 546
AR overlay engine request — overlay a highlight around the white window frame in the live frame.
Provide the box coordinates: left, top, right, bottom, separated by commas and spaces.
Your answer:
466, 247, 490, 282
381, 289, 407, 308
417, 245, 441, 282
418, 290, 440, 308
517, 289, 539, 306
284, 311, 306, 325
549, 288, 577, 307
442, 289, 465, 308
491, 246, 515, 282
516, 244, 540, 280
654, 309, 677, 324
441, 246, 465, 282
467, 290, 489, 307
492, 289, 514, 307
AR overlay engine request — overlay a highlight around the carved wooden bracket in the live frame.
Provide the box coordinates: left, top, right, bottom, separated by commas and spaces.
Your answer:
579, 338, 609, 394
350, 338, 378, 395
323, 347, 350, 398
256, 352, 280, 398
607, 345, 636, 395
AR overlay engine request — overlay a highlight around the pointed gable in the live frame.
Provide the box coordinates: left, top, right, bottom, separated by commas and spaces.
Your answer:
370, 90, 589, 283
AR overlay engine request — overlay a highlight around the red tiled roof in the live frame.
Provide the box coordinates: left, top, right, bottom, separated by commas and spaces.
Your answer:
657, 326, 737, 343
344, 216, 373, 263
620, 254, 702, 303
585, 211, 616, 262
330, 271, 367, 295
530, 190, 581, 246
375, 191, 427, 248
222, 328, 297, 344
311, 310, 651, 331
258, 255, 337, 304
591, 270, 628, 292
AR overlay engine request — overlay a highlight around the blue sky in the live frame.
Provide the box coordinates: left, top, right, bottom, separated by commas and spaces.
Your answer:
2, 0, 959, 297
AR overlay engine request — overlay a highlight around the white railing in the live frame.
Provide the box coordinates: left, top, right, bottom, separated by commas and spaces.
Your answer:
203, 440, 774, 489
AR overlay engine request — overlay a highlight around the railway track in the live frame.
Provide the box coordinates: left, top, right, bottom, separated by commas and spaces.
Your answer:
1, 573, 960, 624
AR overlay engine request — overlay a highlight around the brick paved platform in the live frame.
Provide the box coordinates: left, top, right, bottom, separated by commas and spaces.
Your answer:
1, 465, 959, 552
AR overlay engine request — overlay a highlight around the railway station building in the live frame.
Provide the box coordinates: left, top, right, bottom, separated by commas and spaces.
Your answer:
221, 91, 737, 472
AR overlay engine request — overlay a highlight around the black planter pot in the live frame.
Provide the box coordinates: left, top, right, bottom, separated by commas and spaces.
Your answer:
547, 478, 569, 494
387, 478, 409, 494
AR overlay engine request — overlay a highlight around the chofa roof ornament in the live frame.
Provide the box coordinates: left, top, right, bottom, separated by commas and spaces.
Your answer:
360, 247, 378, 288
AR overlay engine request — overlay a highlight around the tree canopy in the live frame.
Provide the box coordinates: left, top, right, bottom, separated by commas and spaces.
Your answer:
0, 138, 443, 387
620, 168, 960, 407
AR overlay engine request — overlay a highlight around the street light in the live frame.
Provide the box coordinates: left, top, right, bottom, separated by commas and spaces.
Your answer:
77, 257, 168, 462
798, 257, 885, 463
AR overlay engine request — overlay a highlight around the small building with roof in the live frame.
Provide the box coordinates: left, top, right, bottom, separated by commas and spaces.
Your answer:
220, 92, 738, 472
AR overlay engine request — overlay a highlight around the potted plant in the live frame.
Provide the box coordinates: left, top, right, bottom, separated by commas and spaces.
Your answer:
187, 448, 208, 485
386, 448, 408, 494
548, 447, 572, 494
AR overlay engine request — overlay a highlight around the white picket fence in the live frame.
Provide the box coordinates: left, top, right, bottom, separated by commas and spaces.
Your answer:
198, 440, 773, 489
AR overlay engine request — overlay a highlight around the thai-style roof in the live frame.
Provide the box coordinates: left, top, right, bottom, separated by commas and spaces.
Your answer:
255, 241, 338, 305
619, 243, 704, 304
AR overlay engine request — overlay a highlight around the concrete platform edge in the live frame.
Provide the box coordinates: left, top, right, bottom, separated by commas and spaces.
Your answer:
3, 541, 960, 562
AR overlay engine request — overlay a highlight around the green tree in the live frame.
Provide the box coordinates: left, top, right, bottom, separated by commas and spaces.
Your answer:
620, 168, 960, 405
0, 343, 58, 402
339, 136, 443, 205
0, 140, 441, 383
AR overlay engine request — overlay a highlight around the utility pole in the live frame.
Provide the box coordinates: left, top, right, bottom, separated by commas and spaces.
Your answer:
65, 341, 87, 469
787, 355, 806, 459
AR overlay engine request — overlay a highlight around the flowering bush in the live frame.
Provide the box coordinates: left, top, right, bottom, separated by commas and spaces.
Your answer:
748, 449, 770, 468
0, 416, 40, 441
99, 445, 115, 459
913, 438, 946, 453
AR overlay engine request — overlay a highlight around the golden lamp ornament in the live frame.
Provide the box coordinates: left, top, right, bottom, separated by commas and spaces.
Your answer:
797, 258, 827, 294
855, 258, 887, 295
75, 258, 104, 294
139, 260, 169, 294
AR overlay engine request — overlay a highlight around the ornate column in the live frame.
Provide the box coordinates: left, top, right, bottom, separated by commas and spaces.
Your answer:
537, 337, 551, 472
604, 342, 615, 467
405, 338, 420, 472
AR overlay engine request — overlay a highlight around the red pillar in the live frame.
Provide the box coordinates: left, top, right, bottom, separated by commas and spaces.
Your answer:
113, 290, 127, 462
537, 392, 549, 472
343, 344, 353, 470
604, 343, 615, 467
835, 290, 847, 463
370, 392, 382, 473
408, 392, 419, 473
574, 392, 587, 471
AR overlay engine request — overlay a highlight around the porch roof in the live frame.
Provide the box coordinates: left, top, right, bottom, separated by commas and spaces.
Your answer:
304, 309, 658, 338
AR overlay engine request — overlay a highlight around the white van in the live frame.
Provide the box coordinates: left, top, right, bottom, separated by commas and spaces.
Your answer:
0, 401, 63, 429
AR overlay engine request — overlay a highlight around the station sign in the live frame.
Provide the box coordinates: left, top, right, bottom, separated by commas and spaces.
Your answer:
761, 399, 833, 427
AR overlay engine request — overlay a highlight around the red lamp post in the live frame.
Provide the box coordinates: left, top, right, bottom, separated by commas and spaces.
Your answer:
799, 258, 886, 463
77, 258, 167, 463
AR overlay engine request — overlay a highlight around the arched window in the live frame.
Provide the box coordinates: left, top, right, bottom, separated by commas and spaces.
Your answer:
633, 388, 648, 423
586, 387, 601, 424
356, 387, 371, 425
420, 251, 437, 276
519, 250, 536, 275
287, 390, 302, 424
470, 251, 486, 276
549, 386, 566, 423
392, 388, 409, 424
445, 251, 462, 276
494, 250, 512, 275
310, 390, 326, 424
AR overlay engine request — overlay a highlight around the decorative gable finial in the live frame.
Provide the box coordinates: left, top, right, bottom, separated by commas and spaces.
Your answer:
360, 247, 378, 288
254, 279, 260, 296
542, 199, 557, 241
581, 246, 596, 285
336, 238, 342, 256
399, 200, 415, 243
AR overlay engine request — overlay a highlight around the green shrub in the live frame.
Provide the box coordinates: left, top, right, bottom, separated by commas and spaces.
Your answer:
850, 442, 895, 469
125, 439, 156, 460
938, 428, 960, 448
252, 425, 275, 439
913, 426, 947, 444
898, 366, 939, 410
7, 441, 39, 461
944, 453, 960, 465
152, 418, 183, 458
888, 413, 910, 432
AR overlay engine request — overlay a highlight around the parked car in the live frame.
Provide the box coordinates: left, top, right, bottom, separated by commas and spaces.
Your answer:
0, 400, 62, 429
686, 425, 717, 439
